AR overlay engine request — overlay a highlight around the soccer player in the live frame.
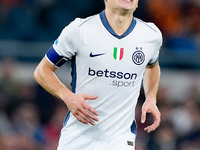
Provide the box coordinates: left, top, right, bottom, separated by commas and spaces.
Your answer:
34, 0, 162, 149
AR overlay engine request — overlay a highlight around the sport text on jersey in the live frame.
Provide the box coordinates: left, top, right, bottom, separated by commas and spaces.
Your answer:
88, 67, 137, 88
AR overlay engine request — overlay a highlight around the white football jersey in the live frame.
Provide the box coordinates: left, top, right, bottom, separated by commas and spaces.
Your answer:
46, 10, 162, 150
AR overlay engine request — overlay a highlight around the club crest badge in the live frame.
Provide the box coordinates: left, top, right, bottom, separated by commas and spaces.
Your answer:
132, 47, 145, 65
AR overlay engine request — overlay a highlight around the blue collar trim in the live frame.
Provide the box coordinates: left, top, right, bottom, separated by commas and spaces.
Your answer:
99, 10, 136, 39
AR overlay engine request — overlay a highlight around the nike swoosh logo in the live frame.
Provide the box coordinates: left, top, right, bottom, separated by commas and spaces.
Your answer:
90, 52, 106, 57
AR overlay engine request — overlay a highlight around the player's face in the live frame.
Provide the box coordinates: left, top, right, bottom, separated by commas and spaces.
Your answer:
105, 0, 139, 13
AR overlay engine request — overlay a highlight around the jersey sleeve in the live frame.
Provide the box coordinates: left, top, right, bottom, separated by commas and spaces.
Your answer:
147, 23, 163, 67
45, 18, 81, 68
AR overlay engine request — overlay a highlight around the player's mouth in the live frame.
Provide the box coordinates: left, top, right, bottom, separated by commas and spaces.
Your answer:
121, 0, 134, 3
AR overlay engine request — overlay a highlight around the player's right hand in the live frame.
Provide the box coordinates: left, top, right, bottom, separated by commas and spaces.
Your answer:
64, 94, 99, 125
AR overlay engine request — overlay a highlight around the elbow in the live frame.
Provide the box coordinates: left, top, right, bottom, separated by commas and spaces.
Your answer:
34, 65, 43, 83
34, 57, 56, 83
34, 67, 39, 82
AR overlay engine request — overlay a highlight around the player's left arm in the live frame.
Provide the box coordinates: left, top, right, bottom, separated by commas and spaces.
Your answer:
141, 61, 161, 133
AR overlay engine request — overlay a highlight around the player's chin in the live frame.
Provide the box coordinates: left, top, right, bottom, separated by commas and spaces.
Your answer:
120, 7, 136, 14
120, 0, 138, 10
119, 3, 137, 12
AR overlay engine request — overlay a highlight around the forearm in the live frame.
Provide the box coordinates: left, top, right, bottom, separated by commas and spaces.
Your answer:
34, 57, 73, 100
141, 62, 161, 132
143, 62, 160, 102
34, 57, 99, 125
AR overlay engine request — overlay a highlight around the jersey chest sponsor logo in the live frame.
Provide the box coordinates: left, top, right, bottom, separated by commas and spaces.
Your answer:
88, 67, 137, 80
88, 67, 137, 88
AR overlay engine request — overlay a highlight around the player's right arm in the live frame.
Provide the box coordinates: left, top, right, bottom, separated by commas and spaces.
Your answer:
34, 56, 99, 125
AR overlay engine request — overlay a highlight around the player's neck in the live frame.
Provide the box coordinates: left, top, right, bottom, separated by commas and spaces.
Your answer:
105, 9, 133, 36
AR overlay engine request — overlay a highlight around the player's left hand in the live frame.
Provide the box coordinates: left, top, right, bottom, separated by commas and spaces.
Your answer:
141, 97, 161, 133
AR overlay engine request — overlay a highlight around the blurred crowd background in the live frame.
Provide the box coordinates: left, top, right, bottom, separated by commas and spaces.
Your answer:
0, 0, 200, 150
